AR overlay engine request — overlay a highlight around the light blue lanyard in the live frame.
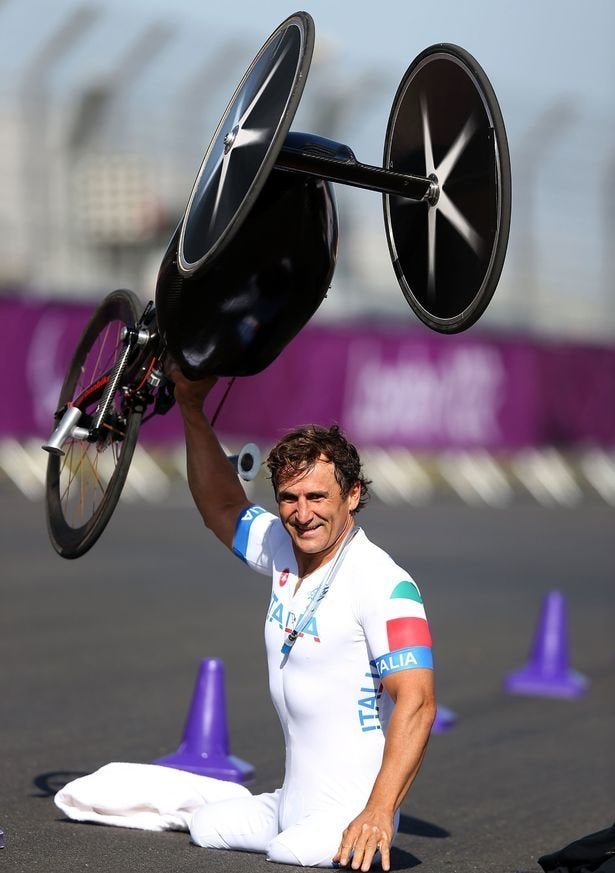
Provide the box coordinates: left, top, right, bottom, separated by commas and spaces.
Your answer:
281, 525, 361, 655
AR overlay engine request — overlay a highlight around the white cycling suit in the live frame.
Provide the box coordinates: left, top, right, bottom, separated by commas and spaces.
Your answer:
190, 506, 433, 866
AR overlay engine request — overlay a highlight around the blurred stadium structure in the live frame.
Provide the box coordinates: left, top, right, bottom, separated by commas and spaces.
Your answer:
0, 0, 614, 509
0, 0, 614, 337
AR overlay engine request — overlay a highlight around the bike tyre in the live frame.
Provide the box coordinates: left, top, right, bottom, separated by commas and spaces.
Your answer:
46, 289, 144, 559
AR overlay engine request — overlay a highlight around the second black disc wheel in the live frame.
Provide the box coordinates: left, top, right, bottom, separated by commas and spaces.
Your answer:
383, 43, 512, 333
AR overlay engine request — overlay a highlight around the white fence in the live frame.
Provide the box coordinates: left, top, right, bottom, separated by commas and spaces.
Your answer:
2, 439, 614, 509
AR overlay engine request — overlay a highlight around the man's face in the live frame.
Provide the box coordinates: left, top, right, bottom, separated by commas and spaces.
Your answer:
276, 455, 360, 571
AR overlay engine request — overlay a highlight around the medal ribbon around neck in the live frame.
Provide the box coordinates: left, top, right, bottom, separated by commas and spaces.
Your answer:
281, 525, 361, 655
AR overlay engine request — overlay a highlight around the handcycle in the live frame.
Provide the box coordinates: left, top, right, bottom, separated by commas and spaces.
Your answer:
42, 11, 512, 559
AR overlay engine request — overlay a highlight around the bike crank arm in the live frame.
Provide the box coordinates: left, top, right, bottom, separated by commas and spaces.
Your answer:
42, 405, 90, 456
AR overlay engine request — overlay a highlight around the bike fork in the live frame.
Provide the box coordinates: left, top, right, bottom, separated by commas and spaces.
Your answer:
42, 325, 147, 457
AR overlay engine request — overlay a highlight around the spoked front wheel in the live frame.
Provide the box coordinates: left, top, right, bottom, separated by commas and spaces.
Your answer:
45, 289, 145, 559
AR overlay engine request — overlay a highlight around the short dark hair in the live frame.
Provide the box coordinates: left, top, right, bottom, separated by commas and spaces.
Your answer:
266, 424, 370, 513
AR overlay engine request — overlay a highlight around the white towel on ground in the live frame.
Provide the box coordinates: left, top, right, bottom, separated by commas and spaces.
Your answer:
54, 762, 252, 831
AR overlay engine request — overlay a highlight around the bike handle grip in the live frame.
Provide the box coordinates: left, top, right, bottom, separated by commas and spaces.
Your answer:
228, 443, 261, 482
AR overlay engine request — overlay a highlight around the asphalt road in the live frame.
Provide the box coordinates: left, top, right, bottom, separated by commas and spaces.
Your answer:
2, 484, 614, 873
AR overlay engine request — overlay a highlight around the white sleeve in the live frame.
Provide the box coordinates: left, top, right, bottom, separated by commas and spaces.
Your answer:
231, 505, 288, 575
354, 555, 433, 679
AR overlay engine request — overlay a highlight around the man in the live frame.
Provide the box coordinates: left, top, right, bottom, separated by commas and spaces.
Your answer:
171, 369, 436, 871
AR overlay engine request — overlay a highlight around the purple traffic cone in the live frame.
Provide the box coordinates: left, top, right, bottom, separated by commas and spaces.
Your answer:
431, 704, 457, 734
504, 590, 588, 699
154, 658, 254, 783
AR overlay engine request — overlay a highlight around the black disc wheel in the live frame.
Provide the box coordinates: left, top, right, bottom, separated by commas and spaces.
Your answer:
45, 289, 144, 559
383, 43, 512, 332
175, 12, 314, 278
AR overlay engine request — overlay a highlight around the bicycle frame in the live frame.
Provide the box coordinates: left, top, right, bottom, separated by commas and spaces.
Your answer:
42, 301, 169, 457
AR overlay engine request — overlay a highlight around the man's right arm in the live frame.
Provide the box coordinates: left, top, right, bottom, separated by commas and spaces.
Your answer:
169, 366, 252, 550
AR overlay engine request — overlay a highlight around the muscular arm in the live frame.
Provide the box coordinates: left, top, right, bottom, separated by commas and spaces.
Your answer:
170, 367, 252, 549
334, 668, 436, 871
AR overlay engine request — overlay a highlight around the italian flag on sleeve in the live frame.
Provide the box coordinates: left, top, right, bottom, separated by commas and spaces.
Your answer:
372, 579, 434, 677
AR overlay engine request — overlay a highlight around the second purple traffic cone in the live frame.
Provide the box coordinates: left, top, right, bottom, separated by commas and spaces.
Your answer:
431, 704, 457, 734
504, 590, 588, 699
154, 658, 254, 783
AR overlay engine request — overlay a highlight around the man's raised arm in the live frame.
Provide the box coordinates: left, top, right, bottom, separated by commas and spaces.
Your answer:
169, 365, 252, 550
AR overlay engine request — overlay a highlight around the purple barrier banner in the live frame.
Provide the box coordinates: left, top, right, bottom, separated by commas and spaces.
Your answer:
2, 296, 614, 449
1, 298, 94, 438
216, 328, 545, 448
